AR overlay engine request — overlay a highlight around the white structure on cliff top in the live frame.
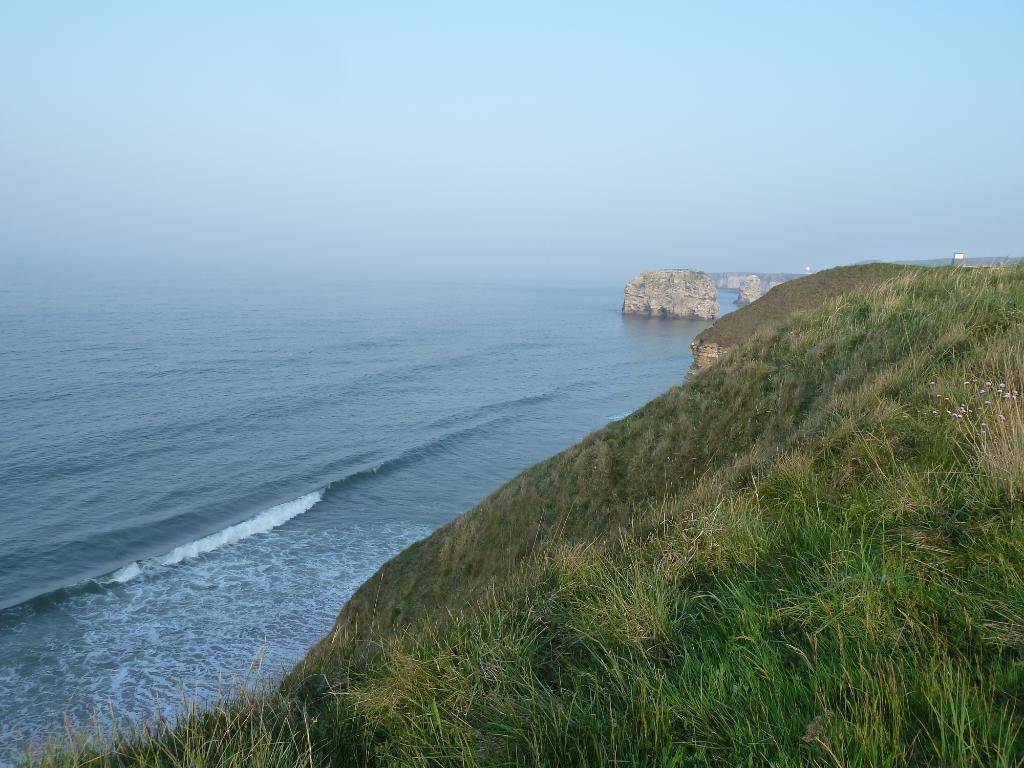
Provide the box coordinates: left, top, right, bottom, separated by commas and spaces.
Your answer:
952, 251, 966, 265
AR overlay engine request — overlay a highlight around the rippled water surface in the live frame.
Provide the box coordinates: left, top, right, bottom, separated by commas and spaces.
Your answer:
0, 275, 728, 759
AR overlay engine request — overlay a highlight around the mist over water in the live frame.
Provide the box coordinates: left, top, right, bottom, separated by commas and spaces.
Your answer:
0, 276, 730, 760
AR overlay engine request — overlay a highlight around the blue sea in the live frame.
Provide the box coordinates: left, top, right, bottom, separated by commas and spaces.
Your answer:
0, 274, 730, 760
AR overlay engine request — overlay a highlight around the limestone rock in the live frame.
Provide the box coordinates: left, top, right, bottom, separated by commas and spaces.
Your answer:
711, 273, 750, 290
735, 275, 763, 306
622, 269, 719, 320
688, 339, 726, 371
710, 272, 800, 291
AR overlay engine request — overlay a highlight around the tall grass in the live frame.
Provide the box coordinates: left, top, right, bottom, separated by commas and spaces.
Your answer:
27, 265, 1024, 767
23, 691, 316, 768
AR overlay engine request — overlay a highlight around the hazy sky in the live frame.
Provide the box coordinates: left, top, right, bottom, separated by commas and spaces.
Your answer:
1, 2, 1022, 281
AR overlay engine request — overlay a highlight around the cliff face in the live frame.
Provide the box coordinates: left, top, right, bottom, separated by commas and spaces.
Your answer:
622, 269, 719, 319
735, 275, 763, 306
711, 271, 800, 291
689, 339, 726, 369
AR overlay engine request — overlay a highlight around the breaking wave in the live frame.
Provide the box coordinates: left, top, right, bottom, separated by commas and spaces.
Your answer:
108, 490, 324, 584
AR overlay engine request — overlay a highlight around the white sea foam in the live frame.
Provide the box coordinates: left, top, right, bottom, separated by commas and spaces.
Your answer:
108, 562, 141, 583
106, 490, 324, 583
158, 490, 324, 566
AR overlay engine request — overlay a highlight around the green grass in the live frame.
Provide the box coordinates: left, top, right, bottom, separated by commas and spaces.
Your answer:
27, 265, 1024, 767
692, 262, 912, 350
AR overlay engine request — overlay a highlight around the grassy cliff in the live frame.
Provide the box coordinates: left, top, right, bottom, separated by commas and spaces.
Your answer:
31, 265, 1024, 767
303, 263, 919, 653
689, 263, 914, 369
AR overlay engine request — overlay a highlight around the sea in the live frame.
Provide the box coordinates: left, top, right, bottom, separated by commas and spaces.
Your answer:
0, 274, 732, 761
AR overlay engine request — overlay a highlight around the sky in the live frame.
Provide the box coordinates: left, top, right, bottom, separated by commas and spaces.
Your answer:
1, 2, 1022, 282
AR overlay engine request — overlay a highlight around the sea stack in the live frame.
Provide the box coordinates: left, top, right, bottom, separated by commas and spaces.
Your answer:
735, 274, 764, 306
622, 269, 719, 319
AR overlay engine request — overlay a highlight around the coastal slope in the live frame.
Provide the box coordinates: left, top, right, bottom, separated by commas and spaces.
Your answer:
690, 262, 911, 369
36, 265, 1024, 767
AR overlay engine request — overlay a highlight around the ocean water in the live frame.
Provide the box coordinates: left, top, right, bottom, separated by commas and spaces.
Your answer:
0, 275, 729, 759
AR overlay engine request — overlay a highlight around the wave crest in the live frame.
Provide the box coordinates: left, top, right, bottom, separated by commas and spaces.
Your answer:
107, 490, 324, 584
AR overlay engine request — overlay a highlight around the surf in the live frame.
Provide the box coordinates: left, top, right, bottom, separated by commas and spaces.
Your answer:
108, 490, 324, 583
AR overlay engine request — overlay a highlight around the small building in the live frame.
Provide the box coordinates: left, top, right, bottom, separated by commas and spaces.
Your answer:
952, 251, 966, 265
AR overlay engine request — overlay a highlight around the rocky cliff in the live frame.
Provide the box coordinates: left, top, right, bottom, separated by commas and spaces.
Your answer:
711, 271, 801, 291
621, 269, 719, 319
735, 275, 763, 306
